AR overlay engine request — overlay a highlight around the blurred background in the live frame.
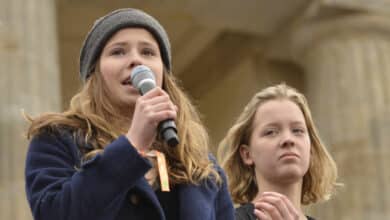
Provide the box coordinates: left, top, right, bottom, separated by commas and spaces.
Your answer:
1, 0, 390, 219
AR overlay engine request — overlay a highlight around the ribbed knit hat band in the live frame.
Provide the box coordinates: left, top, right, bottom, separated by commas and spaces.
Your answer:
79, 8, 171, 82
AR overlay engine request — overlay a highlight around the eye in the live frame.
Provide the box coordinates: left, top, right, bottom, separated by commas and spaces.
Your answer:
109, 48, 126, 56
263, 128, 278, 137
292, 128, 306, 135
141, 47, 157, 57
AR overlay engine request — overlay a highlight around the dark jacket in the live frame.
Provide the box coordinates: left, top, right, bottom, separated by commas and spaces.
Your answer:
235, 203, 315, 220
25, 131, 234, 220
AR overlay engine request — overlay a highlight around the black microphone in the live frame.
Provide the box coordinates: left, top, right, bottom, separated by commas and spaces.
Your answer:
131, 65, 179, 147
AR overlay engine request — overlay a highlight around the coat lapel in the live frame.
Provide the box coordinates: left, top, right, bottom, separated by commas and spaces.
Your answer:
133, 178, 165, 219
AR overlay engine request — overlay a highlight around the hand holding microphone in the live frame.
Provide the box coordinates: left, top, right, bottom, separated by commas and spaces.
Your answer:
129, 65, 179, 149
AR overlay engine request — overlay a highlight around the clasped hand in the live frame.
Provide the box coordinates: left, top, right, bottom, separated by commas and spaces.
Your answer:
253, 192, 300, 220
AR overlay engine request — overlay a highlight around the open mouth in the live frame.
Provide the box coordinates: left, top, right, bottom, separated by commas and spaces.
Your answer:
121, 77, 139, 93
122, 78, 132, 86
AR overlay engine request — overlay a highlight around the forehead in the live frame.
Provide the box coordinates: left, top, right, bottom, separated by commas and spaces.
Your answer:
253, 99, 306, 126
106, 27, 158, 45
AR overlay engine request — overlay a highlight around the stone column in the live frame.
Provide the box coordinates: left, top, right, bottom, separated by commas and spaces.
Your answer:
290, 15, 390, 220
0, 0, 61, 219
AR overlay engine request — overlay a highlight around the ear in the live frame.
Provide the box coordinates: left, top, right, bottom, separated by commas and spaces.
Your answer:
239, 144, 254, 166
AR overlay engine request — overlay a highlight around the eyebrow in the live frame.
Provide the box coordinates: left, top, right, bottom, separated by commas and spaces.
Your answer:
139, 41, 158, 47
106, 42, 127, 48
261, 121, 305, 128
106, 40, 158, 49
290, 121, 306, 126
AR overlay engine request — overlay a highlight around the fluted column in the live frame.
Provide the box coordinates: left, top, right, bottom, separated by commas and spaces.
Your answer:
291, 15, 390, 220
0, 1, 61, 219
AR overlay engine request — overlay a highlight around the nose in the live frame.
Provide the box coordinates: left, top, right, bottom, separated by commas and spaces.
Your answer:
127, 51, 143, 69
280, 131, 295, 148
129, 60, 142, 69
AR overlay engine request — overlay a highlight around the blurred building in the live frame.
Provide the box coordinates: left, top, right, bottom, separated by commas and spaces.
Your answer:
1, 0, 389, 219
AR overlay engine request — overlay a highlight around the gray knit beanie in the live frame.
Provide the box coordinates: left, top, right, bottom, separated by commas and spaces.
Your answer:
79, 8, 171, 82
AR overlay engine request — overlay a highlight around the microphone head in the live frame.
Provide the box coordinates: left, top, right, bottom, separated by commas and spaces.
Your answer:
131, 65, 156, 94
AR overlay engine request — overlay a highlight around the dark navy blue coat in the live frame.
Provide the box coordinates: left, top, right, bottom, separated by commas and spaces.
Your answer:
25, 131, 234, 220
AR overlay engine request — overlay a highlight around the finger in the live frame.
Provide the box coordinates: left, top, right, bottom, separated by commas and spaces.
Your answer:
145, 109, 177, 126
254, 201, 283, 220
261, 192, 299, 219
258, 194, 290, 218
139, 100, 176, 121
138, 92, 170, 105
136, 97, 173, 115
149, 102, 176, 115
155, 109, 177, 122
140, 87, 167, 98
279, 196, 299, 219
254, 208, 269, 220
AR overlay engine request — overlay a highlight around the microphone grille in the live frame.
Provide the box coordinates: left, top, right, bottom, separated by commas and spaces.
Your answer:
131, 65, 156, 89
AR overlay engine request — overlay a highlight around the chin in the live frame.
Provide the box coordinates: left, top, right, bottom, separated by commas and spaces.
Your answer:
121, 94, 139, 103
278, 168, 306, 183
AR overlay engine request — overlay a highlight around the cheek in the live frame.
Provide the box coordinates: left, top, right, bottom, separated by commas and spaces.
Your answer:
150, 64, 164, 87
99, 61, 114, 78
100, 71, 115, 91
250, 144, 272, 167
305, 137, 311, 154
303, 138, 312, 167
98, 65, 117, 95
99, 62, 120, 86
155, 73, 163, 88
252, 149, 277, 179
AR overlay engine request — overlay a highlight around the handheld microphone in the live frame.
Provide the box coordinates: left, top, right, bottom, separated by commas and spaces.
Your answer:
131, 65, 179, 147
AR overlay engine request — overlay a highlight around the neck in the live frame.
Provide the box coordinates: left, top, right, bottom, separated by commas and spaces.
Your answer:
112, 105, 134, 132
107, 112, 132, 134
117, 103, 135, 119
115, 118, 132, 132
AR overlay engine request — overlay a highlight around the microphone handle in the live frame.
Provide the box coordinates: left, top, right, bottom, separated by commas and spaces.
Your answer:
158, 119, 179, 147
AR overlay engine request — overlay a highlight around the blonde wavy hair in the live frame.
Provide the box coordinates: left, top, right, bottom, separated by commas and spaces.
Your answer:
218, 83, 338, 205
27, 68, 221, 185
